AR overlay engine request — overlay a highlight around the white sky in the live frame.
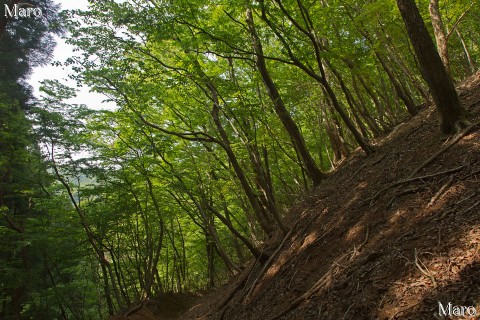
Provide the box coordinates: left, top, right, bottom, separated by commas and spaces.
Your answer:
29, 0, 115, 110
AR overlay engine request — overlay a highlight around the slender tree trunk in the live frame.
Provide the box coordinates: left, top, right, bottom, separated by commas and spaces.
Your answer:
396, 0, 467, 133
385, 48, 430, 102
206, 233, 215, 289
246, 8, 326, 186
344, 8, 418, 117
326, 61, 370, 139
376, 53, 418, 116
141, 173, 166, 297
248, 144, 288, 233
456, 28, 476, 74
322, 104, 348, 163
51, 145, 116, 314
206, 203, 261, 258
353, 70, 394, 129
429, 0, 450, 72
351, 77, 383, 135
209, 87, 275, 235
259, 2, 373, 155
376, 19, 431, 102
207, 220, 238, 274
223, 61, 289, 233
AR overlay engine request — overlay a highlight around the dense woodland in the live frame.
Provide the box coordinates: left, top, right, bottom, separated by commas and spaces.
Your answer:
0, 0, 478, 318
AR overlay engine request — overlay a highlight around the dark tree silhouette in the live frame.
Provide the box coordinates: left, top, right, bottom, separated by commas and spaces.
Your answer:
0, 1, 61, 317
396, 0, 468, 134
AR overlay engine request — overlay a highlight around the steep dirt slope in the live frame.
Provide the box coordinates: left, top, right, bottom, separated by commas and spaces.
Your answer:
180, 72, 480, 320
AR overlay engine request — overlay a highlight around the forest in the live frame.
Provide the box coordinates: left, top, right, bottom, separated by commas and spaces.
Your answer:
0, 0, 479, 319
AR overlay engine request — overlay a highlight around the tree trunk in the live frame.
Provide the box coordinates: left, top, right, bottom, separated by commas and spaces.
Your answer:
429, 0, 450, 72
344, 8, 418, 117
326, 61, 370, 139
456, 28, 476, 74
51, 147, 117, 314
260, 2, 373, 155
396, 0, 466, 133
385, 48, 430, 102
206, 233, 215, 289
376, 52, 418, 116
206, 203, 261, 258
351, 76, 383, 135
322, 103, 348, 164
246, 8, 326, 187
209, 84, 276, 235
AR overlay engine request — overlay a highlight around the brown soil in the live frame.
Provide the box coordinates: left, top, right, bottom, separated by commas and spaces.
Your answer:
119, 72, 480, 320
109, 293, 199, 320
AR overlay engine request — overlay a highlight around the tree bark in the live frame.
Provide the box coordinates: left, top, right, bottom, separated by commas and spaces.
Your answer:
455, 28, 476, 74
246, 8, 326, 187
396, 0, 467, 133
429, 0, 450, 72
344, 8, 418, 117
208, 83, 276, 235
259, 1, 373, 155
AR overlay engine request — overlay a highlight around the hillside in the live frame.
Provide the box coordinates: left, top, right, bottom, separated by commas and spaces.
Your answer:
149, 72, 480, 320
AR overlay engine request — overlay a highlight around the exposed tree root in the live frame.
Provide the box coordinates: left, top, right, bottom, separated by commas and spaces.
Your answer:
368, 164, 467, 204
267, 228, 370, 320
242, 218, 302, 304
215, 251, 265, 319
413, 248, 437, 288
428, 175, 454, 206
409, 119, 480, 178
